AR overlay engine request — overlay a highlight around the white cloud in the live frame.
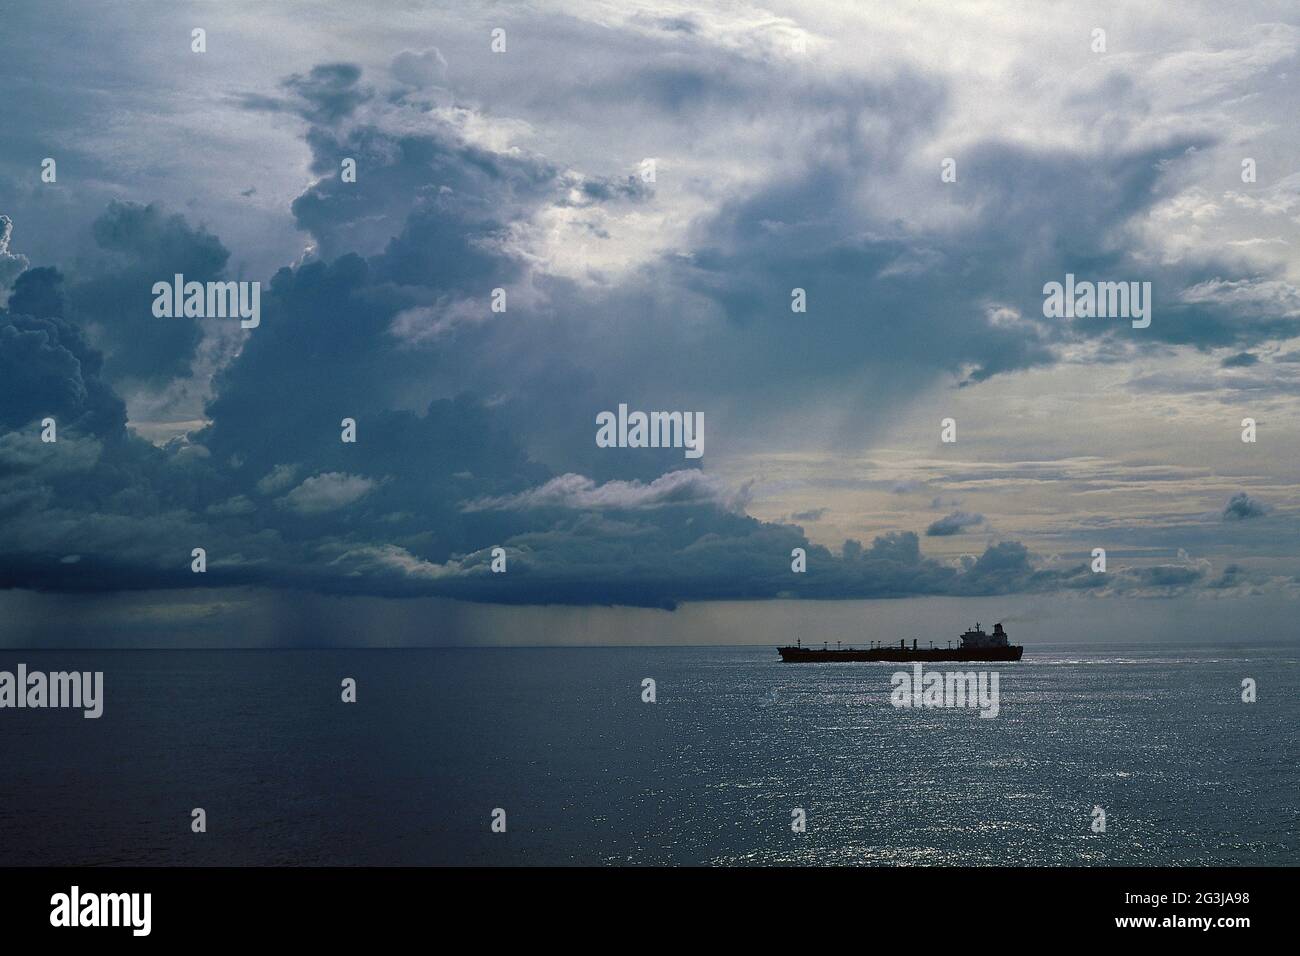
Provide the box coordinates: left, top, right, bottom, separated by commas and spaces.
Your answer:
391, 47, 448, 88
0, 215, 29, 298
257, 463, 299, 495
463, 470, 750, 512
279, 472, 376, 514
329, 543, 460, 579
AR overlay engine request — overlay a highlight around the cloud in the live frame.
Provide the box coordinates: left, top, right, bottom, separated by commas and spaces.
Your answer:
0, 275, 1175, 608
285, 63, 372, 124
925, 511, 986, 536
63, 201, 232, 386
256, 463, 299, 495
0, 215, 29, 296
391, 48, 448, 88
278, 472, 377, 514
463, 470, 748, 513
1222, 491, 1269, 521
0, 309, 126, 437
206, 495, 256, 517
329, 543, 460, 580
239, 63, 373, 125
6, 25, 1300, 619
7, 267, 64, 321
1220, 351, 1259, 367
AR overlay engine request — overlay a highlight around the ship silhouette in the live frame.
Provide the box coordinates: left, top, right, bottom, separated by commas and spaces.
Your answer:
777, 622, 1024, 663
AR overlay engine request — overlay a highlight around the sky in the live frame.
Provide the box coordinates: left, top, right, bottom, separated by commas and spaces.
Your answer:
2, 0, 1300, 646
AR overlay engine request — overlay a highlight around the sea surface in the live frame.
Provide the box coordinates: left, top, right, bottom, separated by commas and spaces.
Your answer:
0, 643, 1295, 866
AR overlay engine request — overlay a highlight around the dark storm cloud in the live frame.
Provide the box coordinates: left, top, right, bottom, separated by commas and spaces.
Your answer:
0, 308, 126, 437
1222, 491, 1269, 520
63, 201, 231, 385
444, 521, 1042, 609
249, 54, 1293, 472
0, 242, 1102, 607
289, 121, 557, 264
1, 49, 1289, 612
7, 268, 66, 327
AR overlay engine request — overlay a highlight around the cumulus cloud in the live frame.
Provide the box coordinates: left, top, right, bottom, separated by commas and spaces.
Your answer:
63, 201, 231, 386
0, 215, 29, 296
0, 309, 126, 437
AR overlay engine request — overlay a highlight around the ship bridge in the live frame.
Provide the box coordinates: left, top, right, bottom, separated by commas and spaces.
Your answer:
959, 622, 1010, 648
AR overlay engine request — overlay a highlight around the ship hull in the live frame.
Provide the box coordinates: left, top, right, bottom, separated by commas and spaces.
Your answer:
777, 646, 1023, 663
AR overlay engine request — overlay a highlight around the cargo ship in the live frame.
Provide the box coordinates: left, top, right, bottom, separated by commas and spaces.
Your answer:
777, 622, 1023, 662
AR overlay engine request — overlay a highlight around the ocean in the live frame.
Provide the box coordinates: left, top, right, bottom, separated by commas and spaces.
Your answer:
0, 644, 1295, 866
